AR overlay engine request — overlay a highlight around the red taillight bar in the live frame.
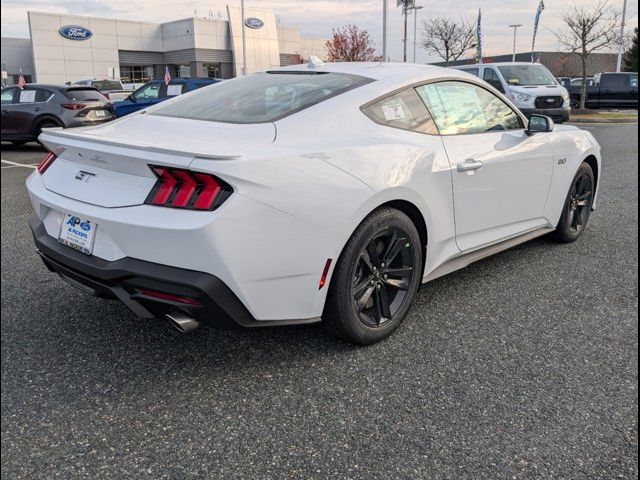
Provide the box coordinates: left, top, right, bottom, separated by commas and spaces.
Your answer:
137, 288, 201, 306
37, 151, 57, 174
61, 103, 87, 110
145, 166, 231, 211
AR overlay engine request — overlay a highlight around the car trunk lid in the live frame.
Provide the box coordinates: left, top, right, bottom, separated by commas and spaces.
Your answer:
39, 115, 276, 208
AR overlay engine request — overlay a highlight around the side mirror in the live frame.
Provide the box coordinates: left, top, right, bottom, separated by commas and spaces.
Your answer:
527, 115, 554, 135
127, 94, 136, 102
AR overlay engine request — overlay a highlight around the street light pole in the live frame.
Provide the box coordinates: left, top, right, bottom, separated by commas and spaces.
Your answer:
383, 0, 388, 61
412, 6, 424, 63
403, 3, 409, 62
241, 0, 247, 75
616, 0, 628, 72
509, 24, 523, 63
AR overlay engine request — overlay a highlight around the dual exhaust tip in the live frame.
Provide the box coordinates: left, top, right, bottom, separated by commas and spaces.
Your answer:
164, 312, 200, 333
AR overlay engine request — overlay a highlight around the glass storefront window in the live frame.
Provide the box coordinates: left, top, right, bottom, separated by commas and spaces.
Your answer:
176, 65, 191, 78
120, 66, 154, 84
204, 63, 222, 79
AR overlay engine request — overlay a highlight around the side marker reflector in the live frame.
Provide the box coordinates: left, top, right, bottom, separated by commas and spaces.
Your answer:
319, 259, 333, 290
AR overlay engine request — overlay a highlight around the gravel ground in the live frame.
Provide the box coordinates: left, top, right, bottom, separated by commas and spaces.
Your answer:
1, 124, 638, 480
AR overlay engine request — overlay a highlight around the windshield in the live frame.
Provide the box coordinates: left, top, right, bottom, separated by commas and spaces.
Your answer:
150, 72, 373, 124
498, 65, 556, 86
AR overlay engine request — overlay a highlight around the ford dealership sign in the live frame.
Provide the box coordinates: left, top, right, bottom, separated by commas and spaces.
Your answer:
244, 18, 264, 29
59, 25, 93, 41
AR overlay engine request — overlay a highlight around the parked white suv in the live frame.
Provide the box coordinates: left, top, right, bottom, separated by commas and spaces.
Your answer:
453, 62, 571, 123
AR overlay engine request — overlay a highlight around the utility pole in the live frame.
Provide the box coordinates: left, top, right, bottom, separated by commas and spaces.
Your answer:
509, 24, 522, 62
412, 5, 424, 63
383, 0, 389, 61
616, 0, 628, 72
403, 3, 409, 62
241, 0, 247, 75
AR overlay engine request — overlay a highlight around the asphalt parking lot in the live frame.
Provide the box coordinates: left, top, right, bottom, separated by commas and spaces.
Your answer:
1, 124, 638, 480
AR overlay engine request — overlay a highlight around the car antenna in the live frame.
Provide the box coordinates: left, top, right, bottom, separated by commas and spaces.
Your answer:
308, 56, 325, 69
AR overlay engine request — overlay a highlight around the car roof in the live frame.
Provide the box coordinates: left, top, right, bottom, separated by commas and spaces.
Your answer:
2, 84, 99, 90
148, 78, 218, 84
268, 61, 472, 84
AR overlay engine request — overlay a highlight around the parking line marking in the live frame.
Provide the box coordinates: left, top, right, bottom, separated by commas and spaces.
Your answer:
1, 159, 38, 169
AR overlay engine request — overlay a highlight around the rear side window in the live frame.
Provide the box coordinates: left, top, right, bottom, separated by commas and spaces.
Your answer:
631, 75, 638, 88
16, 88, 52, 103
601, 74, 629, 89
461, 68, 480, 77
151, 72, 373, 124
65, 88, 107, 102
361, 87, 439, 135
416, 81, 523, 135
1, 88, 18, 105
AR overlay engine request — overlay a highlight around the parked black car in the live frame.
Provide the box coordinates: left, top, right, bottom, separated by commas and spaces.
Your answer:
1, 84, 115, 145
568, 72, 638, 109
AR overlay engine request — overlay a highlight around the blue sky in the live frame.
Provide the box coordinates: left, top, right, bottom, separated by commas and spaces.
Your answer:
1, 0, 637, 63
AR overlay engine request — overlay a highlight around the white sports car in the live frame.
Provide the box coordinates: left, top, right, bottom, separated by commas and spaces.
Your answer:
27, 62, 601, 344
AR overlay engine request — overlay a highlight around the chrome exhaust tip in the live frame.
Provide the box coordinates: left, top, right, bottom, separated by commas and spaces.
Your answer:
165, 312, 200, 333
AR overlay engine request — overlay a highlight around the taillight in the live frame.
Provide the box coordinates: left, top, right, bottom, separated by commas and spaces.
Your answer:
37, 151, 57, 174
61, 103, 86, 110
145, 166, 232, 211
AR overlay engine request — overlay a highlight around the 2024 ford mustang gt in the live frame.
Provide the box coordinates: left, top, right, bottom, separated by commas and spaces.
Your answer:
27, 62, 601, 344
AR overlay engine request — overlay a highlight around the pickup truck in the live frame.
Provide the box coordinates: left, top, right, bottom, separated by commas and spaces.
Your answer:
568, 72, 638, 109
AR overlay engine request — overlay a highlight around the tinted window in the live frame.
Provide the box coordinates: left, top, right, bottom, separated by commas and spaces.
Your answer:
483, 68, 505, 92
65, 88, 107, 102
416, 81, 523, 135
17, 88, 52, 103
91, 80, 123, 91
362, 87, 439, 135
601, 74, 628, 89
460, 68, 480, 77
497, 64, 556, 86
151, 72, 373, 124
1, 88, 17, 105
631, 75, 639, 88
133, 83, 161, 100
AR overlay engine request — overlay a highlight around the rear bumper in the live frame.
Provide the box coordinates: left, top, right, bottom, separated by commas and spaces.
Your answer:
520, 107, 571, 123
30, 215, 320, 329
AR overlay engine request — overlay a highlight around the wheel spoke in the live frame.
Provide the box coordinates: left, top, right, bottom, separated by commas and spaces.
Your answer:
378, 286, 392, 319
356, 284, 375, 311
384, 278, 410, 291
360, 251, 374, 273
354, 276, 373, 299
382, 235, 407, 267
366, 240, 380, 268
383, 266, 413, 276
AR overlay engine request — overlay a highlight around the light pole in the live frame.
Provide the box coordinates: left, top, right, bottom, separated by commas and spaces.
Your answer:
509, 24, 523, 62
398, 0, 415, 63
616, 0, 628, 72
411, 5, 424, 63
241, 0, 247, 75
383, 0, 389, 61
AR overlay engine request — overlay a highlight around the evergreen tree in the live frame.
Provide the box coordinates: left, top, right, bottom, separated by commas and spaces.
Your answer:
624, 28, 639, 72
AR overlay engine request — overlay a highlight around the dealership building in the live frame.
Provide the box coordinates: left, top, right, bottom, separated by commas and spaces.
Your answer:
0, 8, 328, 86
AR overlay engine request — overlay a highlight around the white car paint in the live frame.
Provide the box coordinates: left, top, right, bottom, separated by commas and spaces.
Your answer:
26, 62, 601, 324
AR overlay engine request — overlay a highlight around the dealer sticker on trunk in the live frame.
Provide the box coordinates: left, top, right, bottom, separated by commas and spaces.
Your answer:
58, 214, 97, 255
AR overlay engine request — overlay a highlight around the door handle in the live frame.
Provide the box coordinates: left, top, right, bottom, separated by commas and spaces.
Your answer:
457, 159, 484, 173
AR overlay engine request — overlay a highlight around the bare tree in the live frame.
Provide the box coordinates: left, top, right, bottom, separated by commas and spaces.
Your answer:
422, 17, 476, 66
553, 1, 621, 111
326, 25, 382, 62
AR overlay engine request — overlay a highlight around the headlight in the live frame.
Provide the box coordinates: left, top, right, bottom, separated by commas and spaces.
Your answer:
562, 90, 571, 102
514, 93, 532, 102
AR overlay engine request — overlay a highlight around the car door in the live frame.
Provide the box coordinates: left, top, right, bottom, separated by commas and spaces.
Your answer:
483, 67, 506, 94
1, 87, 49, 138
1, 87, 20, 136
119, 83, 162, 115
416, 81, 555, 252
598, 74, 628, 108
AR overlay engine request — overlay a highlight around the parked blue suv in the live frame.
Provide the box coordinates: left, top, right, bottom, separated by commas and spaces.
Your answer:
113, 78, 220, 117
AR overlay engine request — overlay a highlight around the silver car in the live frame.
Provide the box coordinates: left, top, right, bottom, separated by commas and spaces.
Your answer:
1, 84, 115, 145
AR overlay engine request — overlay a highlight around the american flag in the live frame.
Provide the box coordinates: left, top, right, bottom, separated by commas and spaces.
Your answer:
17, 72, 26, 89
164, 66, 172, 86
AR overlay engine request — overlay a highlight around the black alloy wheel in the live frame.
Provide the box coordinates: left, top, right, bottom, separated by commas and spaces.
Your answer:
353, 227, 415, 328
324, 208, 422, 345
552, 162, 595, 243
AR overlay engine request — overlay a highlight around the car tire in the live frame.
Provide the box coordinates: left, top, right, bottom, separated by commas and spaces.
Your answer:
551, 162, 595, 243
323, 207, 423, 345
35, 119, 61, 142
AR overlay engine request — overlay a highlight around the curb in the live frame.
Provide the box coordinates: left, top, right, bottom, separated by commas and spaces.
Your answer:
569, 117, 638, 124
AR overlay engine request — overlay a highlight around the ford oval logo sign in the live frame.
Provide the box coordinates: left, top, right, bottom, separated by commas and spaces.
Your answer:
244, 18, 264, 29
59, 25, 93, 41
